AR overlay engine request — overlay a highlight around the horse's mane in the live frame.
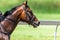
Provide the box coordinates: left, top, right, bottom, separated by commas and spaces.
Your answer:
3, 6, 17, 17
3, 5, 22, 17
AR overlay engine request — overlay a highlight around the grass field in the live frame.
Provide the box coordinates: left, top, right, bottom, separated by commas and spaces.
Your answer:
10, 25, 60, 40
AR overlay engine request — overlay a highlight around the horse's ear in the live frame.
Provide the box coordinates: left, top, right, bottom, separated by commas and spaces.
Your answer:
23, 1, 27, 6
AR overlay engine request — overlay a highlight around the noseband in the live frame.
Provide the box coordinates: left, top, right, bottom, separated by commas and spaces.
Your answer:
26, 11, 36, 23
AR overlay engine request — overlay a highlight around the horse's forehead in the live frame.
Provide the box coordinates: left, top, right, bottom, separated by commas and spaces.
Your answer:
16, 5, 31, 12
17, 5, 25, 10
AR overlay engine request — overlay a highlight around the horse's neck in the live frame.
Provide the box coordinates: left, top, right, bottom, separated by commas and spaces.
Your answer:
1, 8, 22, 34
1, 12, 20, 34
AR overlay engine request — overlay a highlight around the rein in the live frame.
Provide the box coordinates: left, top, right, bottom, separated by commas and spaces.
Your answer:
0, 10, 22, 35
0, 24, 7, 35
0, 24, 10, 39
6, 18, 16, 23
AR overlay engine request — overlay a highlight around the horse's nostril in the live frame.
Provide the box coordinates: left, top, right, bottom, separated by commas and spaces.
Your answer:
38, 21, 40, 25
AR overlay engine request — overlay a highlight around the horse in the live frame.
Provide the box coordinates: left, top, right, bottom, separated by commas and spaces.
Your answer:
0, 1, 40, 40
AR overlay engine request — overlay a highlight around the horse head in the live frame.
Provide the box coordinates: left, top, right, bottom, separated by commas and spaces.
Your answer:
3, 1, 40, 28
17, 1, 40, 28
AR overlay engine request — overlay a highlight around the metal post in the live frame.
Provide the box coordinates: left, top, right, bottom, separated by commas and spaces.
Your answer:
54, 25, 59, 40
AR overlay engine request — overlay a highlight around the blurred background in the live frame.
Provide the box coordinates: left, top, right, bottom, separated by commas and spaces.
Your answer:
0, 0, 60, 40
0, 0, 60, 20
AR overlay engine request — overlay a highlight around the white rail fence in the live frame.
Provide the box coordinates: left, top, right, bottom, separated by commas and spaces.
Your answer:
19, 20, 60, 40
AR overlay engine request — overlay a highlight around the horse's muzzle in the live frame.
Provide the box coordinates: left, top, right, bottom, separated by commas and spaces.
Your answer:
32, 21, 40, 28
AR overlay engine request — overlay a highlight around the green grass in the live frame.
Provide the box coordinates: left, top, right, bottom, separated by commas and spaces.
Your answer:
10, 25, 60, 40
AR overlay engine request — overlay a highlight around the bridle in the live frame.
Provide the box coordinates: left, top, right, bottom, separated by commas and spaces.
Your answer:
25, 7, 36, 24
26, 11, 36, 23
20, 6, 36, 24
26, 12, 40, 26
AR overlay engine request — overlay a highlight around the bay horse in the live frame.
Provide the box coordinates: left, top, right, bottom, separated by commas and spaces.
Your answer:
0, 1, 40, 40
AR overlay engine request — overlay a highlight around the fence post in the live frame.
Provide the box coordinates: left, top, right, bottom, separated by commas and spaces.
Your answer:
54, 25, 59, 40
